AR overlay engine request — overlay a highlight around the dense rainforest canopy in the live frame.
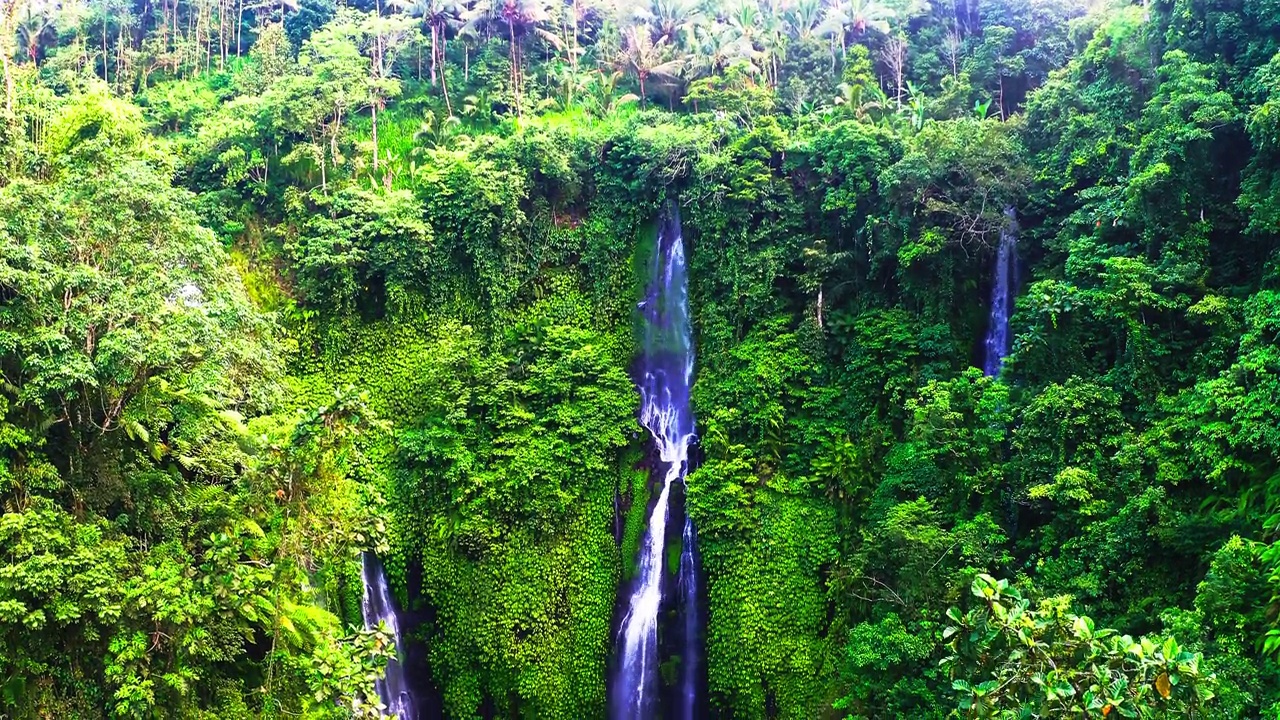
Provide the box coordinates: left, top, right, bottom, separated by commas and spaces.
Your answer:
1, 0, 1279, 716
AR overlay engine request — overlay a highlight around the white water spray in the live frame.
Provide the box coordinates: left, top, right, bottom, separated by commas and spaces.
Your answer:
983, 208, 1019, 377
361, 553, 415, 720
611, 207, 701, 719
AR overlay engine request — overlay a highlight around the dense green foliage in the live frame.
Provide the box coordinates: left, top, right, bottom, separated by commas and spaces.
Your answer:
5, 0, 1280, 717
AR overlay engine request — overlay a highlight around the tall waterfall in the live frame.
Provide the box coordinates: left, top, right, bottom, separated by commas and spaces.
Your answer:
611, 207, 702, 719
361, 552, 416, 720
982, 208, 1019, 377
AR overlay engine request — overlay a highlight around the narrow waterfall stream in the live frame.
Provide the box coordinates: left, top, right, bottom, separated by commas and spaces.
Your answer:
361, 552, 416, 720
983, 208, 1019, 377
611, 207, 703, 719
676, 515, 701, 720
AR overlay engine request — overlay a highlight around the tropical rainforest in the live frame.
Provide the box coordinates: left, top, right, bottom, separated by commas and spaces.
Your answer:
1, 0, 1279, 716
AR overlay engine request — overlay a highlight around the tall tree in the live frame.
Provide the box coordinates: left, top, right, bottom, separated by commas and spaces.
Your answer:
618, 23, 683, 103
879, 32, 907, 108
722, 0, 765, 79
817, 0, 895, 59
391, 0, 458, 91
15, 0, 56, 62
1, 0, 19, 115
637, 0, 703, 47
787, 0, 825, 41
462, 0, 561, 117
685, 14, 754, 82
358, 11, 415, 174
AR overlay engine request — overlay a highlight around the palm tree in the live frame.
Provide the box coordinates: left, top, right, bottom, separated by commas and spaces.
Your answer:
834, 77, 891, 124
584, 69, 639, 118
411, 108, 462, 151
461, 87, 498, 124
786, 0, 824, 40
16, 0, 56, 63
392, 0, 459, 114
846, 0, 895, 34
462, 0, 562, 117
756, 1, 788, 86
391, 0, 458, 86
723, 1, 762, 56
904, 80, 926, 130
817, 0, 895, 59
636, 0, 703, 47
685, 18, 751, 82
617, 24, 684, 103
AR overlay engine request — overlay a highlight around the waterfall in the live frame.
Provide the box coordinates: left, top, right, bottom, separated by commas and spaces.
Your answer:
361, 552, 416, 720
676, 515, 701, 720
611, 207, 702, 719
982, 208, 1019, 377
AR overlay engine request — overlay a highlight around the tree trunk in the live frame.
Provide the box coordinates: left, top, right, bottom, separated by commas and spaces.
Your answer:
117, 24, 126, 92
510, 23, 520, 117
160, 0, 168, 61
0, 0, 14, 116
219, 0, 227, 70
372, 99, 379, 172
172, 0, 179, 74
439, 39, 453, 116
175, 1, 181, 74
1, 53, 12, 117
430, 24, 438, 86
568, 1, 577, 106
207, 7, 213, 76
331, 111, 342, 172
186, 3, 194, 76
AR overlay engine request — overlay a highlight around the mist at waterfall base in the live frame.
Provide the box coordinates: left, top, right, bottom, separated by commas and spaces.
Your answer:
982, 208, 1019, 377
610, 208, 705, 720
361, 552, 417, 720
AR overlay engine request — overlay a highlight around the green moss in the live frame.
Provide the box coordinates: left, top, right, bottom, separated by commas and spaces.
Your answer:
700, 490, 839, 718
290, 257, 642, 716
620, 457, 651, 582
419, 482, 620, 718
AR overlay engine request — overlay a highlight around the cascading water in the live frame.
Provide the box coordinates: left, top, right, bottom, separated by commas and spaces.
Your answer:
676, 516, 701, 720
361, 552, 416, 720
611, 207, 702, 720
982, 207, 1019, 377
